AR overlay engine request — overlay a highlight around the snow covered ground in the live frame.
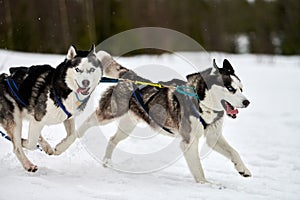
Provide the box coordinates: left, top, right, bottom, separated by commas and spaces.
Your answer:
0, 49, 300, 200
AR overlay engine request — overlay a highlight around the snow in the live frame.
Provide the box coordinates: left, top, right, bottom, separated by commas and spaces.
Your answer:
0, 49, 300, 200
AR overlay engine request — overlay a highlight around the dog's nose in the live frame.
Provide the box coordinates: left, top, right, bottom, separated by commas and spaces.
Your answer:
82, 79, 90, 87
243, 100, 250, 108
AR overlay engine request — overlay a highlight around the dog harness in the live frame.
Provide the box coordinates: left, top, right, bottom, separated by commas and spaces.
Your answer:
5, 76, 28, 107
132, 85, 174, 134
53, 90, 72, 119
54, 90, 94, 119
6, 75, 73, 119
100, 77, 208, 130
186, 96, 207, 129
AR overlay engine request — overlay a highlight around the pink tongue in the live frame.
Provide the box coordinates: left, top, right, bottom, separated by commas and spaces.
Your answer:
77, 88, 82, 93
226, 104, 239, 115
77, 87, 89, 94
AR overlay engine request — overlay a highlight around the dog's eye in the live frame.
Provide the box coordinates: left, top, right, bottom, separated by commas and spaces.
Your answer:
240, 88, 243, 92
227, 86, 236, 93
75, 68, 83, 73
89, 68, 95, 73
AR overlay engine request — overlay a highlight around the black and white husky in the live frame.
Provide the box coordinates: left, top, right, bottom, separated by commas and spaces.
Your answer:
76, 52, 251, 183
0, 45, 103, 172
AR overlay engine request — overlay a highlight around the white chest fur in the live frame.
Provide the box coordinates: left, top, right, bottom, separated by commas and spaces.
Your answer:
39, 92, 83, 125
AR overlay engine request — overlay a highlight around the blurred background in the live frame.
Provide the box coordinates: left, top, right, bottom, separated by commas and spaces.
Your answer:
0, 0, 299, 55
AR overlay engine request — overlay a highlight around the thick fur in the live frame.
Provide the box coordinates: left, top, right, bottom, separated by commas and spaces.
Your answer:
0, 45, 103, 172
76, 52, 251, 183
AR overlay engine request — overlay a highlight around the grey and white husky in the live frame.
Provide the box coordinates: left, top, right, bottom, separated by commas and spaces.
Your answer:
77, 52, 251, 183
0, 45, 103, 172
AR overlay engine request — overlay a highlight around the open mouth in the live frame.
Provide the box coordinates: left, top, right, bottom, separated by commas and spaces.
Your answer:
221, 100, 239, 119
75, 81, 90, 95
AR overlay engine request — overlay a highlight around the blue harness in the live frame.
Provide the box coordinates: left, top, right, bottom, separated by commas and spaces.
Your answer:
53, 91, 72, 119
5, 77, 28, 107
100, 77, 208, 130
132, 85, 174, 134
5, 76, 72, 119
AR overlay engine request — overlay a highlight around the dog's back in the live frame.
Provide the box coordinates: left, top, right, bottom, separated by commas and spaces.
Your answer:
17, 65, 54, 120
0, 67, 29, 129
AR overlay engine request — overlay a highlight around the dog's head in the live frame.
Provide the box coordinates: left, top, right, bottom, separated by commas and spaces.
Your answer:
187, 59, 250, 118
64, 45, 103, 98
96, 51, 128, 78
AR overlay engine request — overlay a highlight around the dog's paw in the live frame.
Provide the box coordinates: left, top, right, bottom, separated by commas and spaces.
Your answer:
238, 168, 252, 177
102, 158, 112, 168
24, 162, 38, 173
206, 182, 226, 190
43, 146, 54, 155
235, 163, 252, 177
198, 180, 226, 189
194, 177, 209, 184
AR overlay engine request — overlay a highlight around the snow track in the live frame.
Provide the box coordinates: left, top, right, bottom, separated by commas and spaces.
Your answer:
0, 50, 300, 199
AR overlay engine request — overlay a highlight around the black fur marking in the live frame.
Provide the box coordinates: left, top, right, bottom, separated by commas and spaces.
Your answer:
18, 65, 54, 113
33, 69, 54, 121
75, 50, 91, 58
50, 61, 72, 104
70, 57, 82, 68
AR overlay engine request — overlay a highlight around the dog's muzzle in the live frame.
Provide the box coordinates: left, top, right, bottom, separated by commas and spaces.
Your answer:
76, 80, 90, 95
221, 100, 238, 119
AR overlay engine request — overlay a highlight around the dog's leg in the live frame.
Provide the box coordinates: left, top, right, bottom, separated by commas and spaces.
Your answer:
180, 117, 208, 183
180, 137, 208, 183
103, 113, 136, 167
54, 111, 107, 155
22, 120, 44, 150
38, 136, 54, 155
206, 132, 251, 177
53, 118, 76, 155
8, 117, 38, 172
22, 120, 54, 155
77, 111, 101, 138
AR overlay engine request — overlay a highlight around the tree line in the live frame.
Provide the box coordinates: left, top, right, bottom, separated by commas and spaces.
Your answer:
0, 0, 299, 55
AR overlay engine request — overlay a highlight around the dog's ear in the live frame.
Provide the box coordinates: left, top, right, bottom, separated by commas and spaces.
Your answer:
210, 59, 219, 74
223, 59, 235, 75
89, 44, 96, 54
67, 45, 77, 60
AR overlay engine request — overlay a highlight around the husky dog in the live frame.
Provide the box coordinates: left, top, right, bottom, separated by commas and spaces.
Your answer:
76, 52, 251, 183
0, 45, 103, 172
